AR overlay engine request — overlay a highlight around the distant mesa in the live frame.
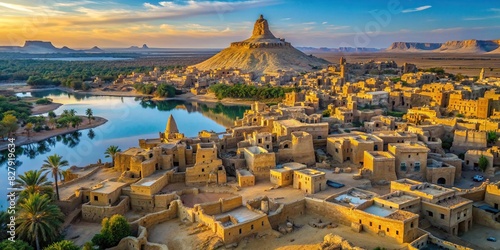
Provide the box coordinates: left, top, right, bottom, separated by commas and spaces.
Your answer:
386, 42, 442, 52
193, 14, 330, 76
128, 44, 149, 50
386, 39, 500, 53
86, 46, 104, 53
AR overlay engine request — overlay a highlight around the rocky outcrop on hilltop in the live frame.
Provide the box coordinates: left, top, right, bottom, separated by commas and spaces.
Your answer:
386, 42, 442, 52
193, 15, 329, 76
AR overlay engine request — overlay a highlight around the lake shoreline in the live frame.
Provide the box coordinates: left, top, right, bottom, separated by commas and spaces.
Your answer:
8, 85, 261, 107
31, 102, 64, 115
0, 116, 107, 151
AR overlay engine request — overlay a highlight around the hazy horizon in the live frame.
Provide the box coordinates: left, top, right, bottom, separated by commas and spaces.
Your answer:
1, 0, 499, 49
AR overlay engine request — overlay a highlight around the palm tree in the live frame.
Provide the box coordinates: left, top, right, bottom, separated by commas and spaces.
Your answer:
24, 122, 34, 139
16, 193, 64, 250
69, 109, 77, 117
70, 116, 83, 128
61, 110, 70, 118
61, 169, 73, 182
85, 108, 94, 124
41, 154, 69, 201
104, 145, 121, 166
14, 170, 54, 200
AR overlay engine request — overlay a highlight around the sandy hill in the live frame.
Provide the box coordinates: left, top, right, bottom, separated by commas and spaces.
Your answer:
193, 15, 329, 76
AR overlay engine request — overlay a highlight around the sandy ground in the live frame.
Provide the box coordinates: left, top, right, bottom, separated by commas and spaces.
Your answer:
59, 167, 121, 200
0, 116, 107, 151
64, 221, 102, 247
31, 102, 63, 115
181, 192, 237, 207
239, 213, 406, 250
314, 52, 500, 77
148, 219, 217, 250
147, 212, 406, 250
459, 224, 500, 250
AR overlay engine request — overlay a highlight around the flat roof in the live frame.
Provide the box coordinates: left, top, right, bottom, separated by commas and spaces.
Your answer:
133, 170, 168, 187
245, 146, 268, 154
367, 151, 395, 159
121, 147, 145, 156
91, 181, 126, 194
215, 207, 261, 225
379, 193, 419, 204
333, 194, 368, 207
297, 168, 325, 177
238, 169, 253, 176
435, 196, 472, 208
364, 205, 395, 217
283, 162, 307, 171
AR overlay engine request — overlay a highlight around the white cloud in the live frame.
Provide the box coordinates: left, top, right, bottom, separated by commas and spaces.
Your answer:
0, 1, 34, 12
302, 22, 316, 25
402, 5, 432, 13
322, 21, 328, 25
281, 17, 291, 21
54, 1, 96, 7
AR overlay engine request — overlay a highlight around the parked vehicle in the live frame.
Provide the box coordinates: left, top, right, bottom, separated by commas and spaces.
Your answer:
473, 175, 484, 182
486, 237, 496, 242
327, 180, 345, 188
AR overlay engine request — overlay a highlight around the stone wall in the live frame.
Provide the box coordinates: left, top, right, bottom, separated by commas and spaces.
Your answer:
168, 172, 185, 183
267, 199, 306, 228
58, 165, 103, 188
109, 226, 169, 250
451, 130, 487, 154
304, 198, 419, 244
485, 182, 500, 207
82, 196, 130, 222
55, 192, 83, 215
472, 207, 500, 229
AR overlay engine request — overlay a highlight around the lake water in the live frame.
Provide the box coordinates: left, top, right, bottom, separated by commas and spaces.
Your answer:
0, 90, 248, 210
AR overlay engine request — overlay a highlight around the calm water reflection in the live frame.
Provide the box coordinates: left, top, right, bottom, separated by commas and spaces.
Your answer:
0, 90, 248, 209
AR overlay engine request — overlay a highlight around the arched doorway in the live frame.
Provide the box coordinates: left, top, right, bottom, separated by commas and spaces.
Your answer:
437, 177, 446, 185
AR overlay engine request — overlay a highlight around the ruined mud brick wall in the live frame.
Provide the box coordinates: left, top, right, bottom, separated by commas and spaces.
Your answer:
154, 193, 178, 212
108, 225, 147, 250
472, 207, 500, 229
222, 196, 243, 212
305, 198, 419, 244
55, 192, 84, 215
485, 182, 500, 207
130, 194, 154, 212
456, 185, 486, 202
58, 165, 103, 188
451, 130, 487, 153
195, 196, 242, 215
168, 172, 185, 183
133, 200, 179, 228
290, 132, 316, 166
267, 199, 306, 229
215, 214, 272, 244
82, 196, 130, 222
426, 165, 456, 187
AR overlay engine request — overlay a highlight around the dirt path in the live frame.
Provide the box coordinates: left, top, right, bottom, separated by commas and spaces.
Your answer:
31, 102, 63, 115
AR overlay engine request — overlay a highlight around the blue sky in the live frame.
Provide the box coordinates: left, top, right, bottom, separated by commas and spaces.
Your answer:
0, 0, 499, 48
